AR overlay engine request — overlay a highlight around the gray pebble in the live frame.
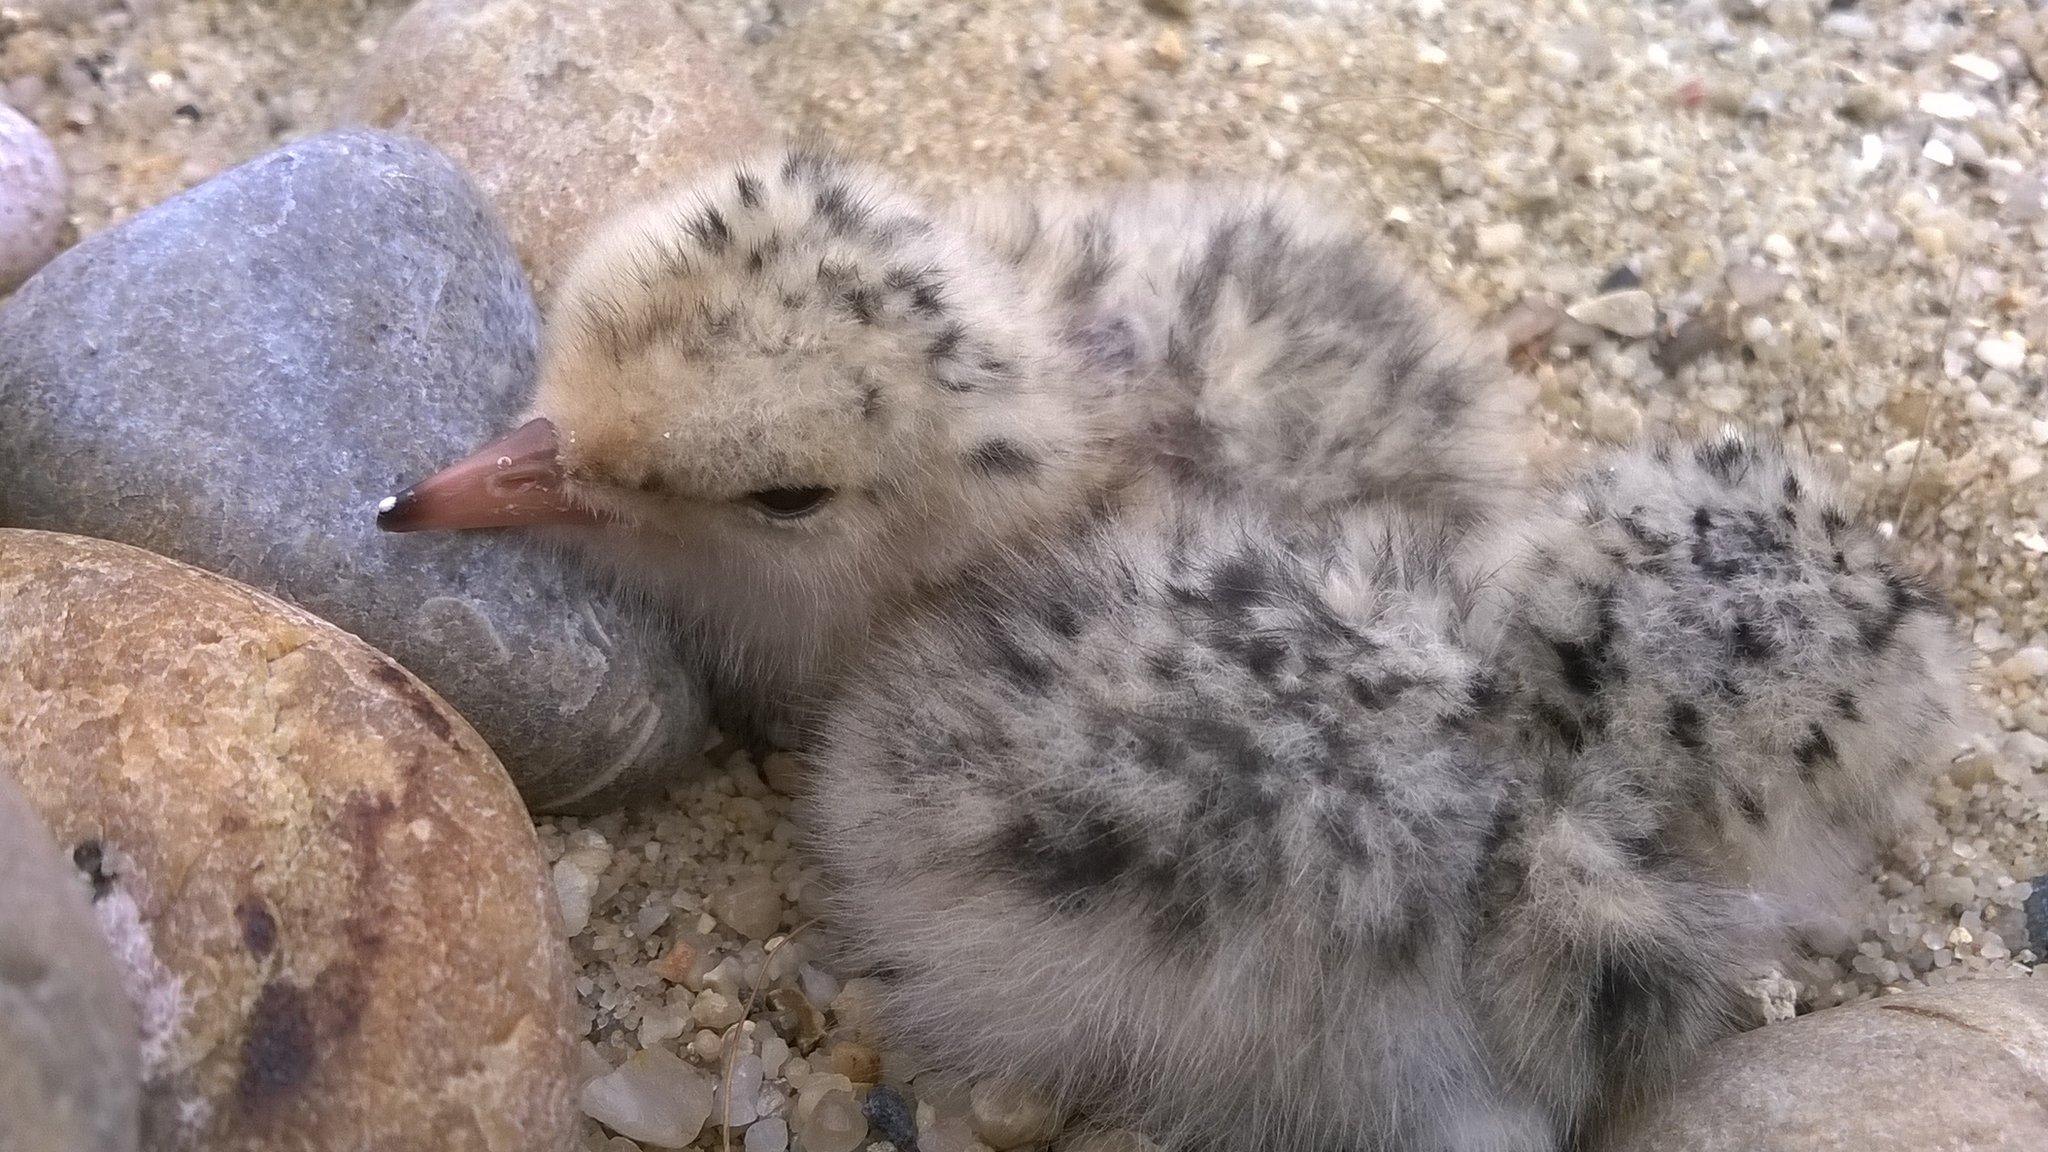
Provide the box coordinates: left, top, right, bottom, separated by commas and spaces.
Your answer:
862, 1085, 920, 1152
0, 767, 139, 1152
0, 129, 706, 812
2024, 875, 2047, 959
0, 102, 68, 293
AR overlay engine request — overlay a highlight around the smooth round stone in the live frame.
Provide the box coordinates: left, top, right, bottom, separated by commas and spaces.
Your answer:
0, 529, 580, 1152
0, 128, 707, 812
0, 770, 140, 1152
0, 101, 68, 292
342, 0, 770, 291
1607, 980, 2048, 1151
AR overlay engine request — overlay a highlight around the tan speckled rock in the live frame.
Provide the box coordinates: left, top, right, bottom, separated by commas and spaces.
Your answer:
0, 529, 578, 1152
1607, 979, 2048, 1151
0, 770, 140, 1152
341, 0, 771, 291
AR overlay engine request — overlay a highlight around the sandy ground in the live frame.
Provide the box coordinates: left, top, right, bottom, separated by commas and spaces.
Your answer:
5, 1, 2044, 1147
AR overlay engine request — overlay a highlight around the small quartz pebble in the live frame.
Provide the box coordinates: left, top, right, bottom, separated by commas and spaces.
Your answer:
795, 1076, 868, 1152
0, 102, 68, 292
969, 1078, 1062, 1149
715, 1053, 765, 1127
1975, 334, 2027, 372
825, 1041, 883, 1084
1566, 289, 1658, 339
1918, 91, 1977, 121
1950, 53, 2004, 83
1474, 221, 1524, 258
1997, 648, 2048, 683
712, 874, 787, 940
694, 989, 745, 1030
580, 1047, 716, 1149
553, 856, 601, 936
748, 1117, 792, 1152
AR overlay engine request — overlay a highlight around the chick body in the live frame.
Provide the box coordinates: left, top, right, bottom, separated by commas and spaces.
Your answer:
806, 434, 1966, 1151
808, 497, 1542, 1152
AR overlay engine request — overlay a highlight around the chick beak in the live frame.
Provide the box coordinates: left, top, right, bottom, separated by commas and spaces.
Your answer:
377, 417, 602, 532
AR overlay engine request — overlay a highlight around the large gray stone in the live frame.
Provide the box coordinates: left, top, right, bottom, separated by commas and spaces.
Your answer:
0, 769, 140, 1152
1606, 979, 2048, 1151
0, 129, 704, 812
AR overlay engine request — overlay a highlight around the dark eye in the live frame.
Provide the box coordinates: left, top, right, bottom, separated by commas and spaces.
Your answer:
745, 487, 835, 519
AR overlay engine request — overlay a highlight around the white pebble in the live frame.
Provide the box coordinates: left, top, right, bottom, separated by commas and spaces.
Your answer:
580, 1047, 715, 1149
1821, 12, 1875, 39
1974, 334, 2027, 372
1918, 91, 1976, 121
715, 1053, 765, 1127
746, 1117, 790, 1152
2010, 454, 2043, 485
799, 964, 842, 1010
1474, 221, 1524, 259
0, 103, 68, 293
1585, 393, 1643, 444
1701, 385, 1747, 414
1762, 233, 1797, 261
1566, 289, 1657, 339
552, 857, 599, 936
693, 989, 745, 1030
1949, 53, 2004, 83
1922, 138, 1955, 167
1996, 648, 2048, 683
794, 1077, 866, 1152
711, 874, 786, 941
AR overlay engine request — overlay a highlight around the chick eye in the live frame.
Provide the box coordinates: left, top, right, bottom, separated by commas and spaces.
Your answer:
745, 487, 835, 519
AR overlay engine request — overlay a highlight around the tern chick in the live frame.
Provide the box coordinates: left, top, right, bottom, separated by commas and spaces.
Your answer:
378, 144, 1530, 731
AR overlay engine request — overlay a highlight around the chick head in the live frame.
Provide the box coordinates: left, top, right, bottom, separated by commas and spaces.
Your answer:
381, 147, 1106, 694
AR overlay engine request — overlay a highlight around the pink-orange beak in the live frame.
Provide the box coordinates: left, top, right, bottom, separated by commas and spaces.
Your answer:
377, 417, 603, 533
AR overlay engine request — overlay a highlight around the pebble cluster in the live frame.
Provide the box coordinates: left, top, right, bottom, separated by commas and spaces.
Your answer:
2, 0, 2044, 1149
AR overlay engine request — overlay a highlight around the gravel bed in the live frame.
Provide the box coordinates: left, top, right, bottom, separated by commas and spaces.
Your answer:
4, 1, 2042, 1148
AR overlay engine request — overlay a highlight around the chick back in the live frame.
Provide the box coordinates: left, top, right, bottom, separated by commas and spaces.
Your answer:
809, 499, 1555, 1152
951, 183, 1536, 529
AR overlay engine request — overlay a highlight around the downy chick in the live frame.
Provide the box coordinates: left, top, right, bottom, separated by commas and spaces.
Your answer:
377, 144, 1530, 728
804, 433, 1965, 1151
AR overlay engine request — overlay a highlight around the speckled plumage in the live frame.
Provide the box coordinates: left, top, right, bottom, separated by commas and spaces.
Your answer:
521, 145, 1530, 726
808, 498, 1539, 1151
806, 434, 1965, 1151
1466, 434, 1969, 1145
